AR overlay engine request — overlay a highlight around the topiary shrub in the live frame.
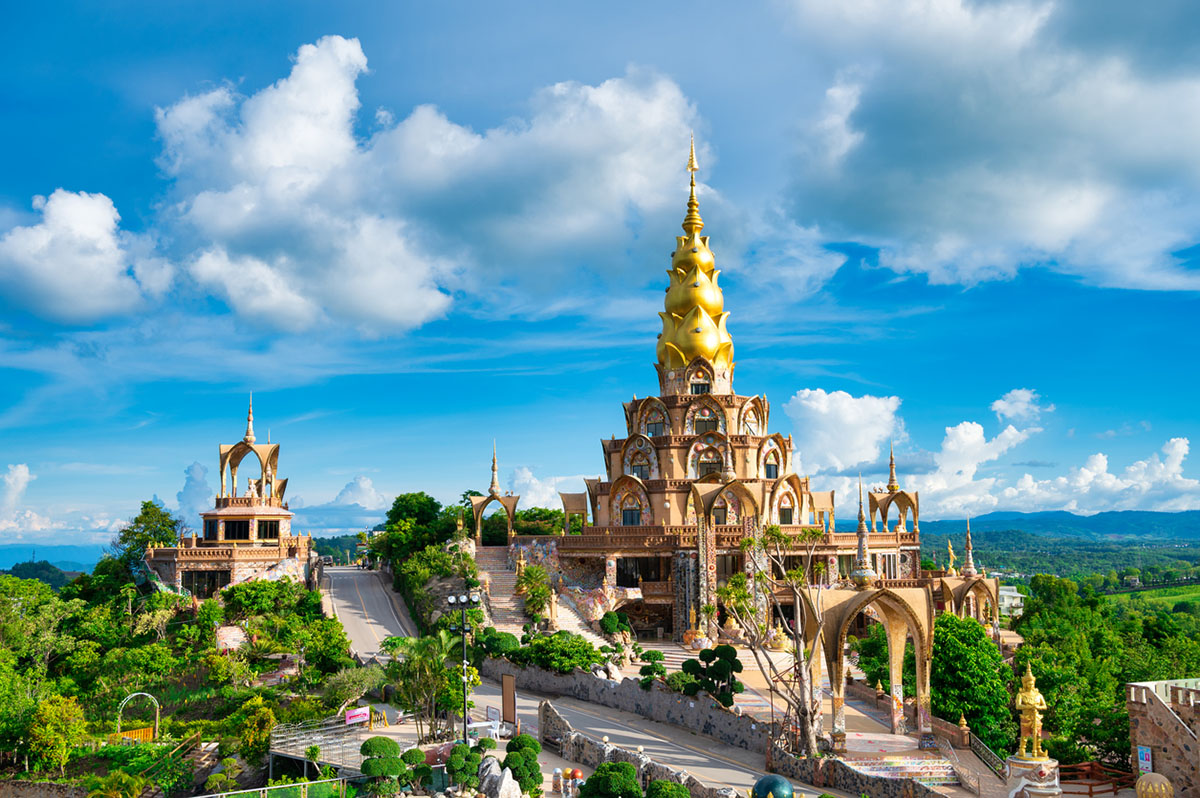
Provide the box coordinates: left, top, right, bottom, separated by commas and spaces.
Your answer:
664, 670, 698, 694
680, 644, 744, 707
401, 747, 432, 790
503, 734, 543, 797
646, 781, 690, 798
639, 649, 666, 689
580, 761, 641, 798
360, 736, 405, 791
445, 743, 483, 792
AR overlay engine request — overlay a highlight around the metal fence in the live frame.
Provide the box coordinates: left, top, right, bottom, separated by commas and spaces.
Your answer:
270, 717, 365, 770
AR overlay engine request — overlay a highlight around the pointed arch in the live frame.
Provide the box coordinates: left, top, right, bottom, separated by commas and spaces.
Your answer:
685, 395, 727, 435
767, 473, 807, 525
684, 358, 715, 392
621, 435, 661, 480
714, 479, 760, 526
871, 490, 920, 533
637, 396, 671, 437
687, 431, 732, 478
757, 433, 789, 477
738, 396, 767, 436
610, 475, 652, 527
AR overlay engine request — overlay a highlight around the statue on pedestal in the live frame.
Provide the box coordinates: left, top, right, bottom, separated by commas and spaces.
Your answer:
1016, 663, 1049, 760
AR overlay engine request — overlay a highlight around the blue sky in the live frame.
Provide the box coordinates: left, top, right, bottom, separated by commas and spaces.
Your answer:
3, 0, 1200, 542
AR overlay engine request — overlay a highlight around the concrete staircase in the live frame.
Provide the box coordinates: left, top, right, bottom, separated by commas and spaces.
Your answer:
553, 595, 610, 649
474, 547, 528, 634
843, 756, 961, 787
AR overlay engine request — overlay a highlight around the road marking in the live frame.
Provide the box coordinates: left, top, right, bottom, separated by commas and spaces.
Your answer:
351, 571, 382, 649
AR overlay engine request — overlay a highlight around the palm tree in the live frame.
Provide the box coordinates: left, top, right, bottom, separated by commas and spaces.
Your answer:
87, 771, 147, 798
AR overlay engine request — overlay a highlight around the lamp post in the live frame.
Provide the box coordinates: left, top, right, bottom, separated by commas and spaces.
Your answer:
447, 591, 480, 747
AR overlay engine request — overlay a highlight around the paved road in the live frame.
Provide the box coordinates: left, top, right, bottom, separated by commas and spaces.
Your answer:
325, 566, 416, 660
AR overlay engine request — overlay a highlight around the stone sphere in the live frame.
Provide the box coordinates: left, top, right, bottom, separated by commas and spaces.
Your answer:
751, 774, 793, 798
1136, 773, 1173, 798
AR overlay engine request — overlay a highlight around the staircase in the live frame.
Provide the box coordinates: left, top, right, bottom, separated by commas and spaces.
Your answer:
843, 756, 961, 787
553, 595, 610, 649
140, 737, 219, 797
475, 547, 528, 634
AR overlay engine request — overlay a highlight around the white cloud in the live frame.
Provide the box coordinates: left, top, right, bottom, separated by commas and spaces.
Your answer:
783, 0, 1200, 290
509, 467, 597, 509
1, 464, 34, 518
331, 476, 387, 510
156, 35, 704, 333
785, 388, 902, 472
0, 190, 171, 323
1000, 438, 1200, 513
175, 461, 214, 524
991, 388, 1055, 423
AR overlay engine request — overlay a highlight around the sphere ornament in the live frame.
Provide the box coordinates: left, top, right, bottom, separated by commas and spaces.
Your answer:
750, 773, 793, 798
1136, 773, 1174, 798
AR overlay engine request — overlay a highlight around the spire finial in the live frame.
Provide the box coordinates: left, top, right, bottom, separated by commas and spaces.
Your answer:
682, 136, 704, 235
244, 393, 256, 444
961, 515, 978, 577
851, 474, 877, 589
489, 440, 500, 497
887, 440, 899, 493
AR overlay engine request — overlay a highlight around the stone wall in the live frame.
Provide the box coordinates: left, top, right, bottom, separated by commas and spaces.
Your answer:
770, 746, 943, 798
540, 701, 738, 798
0, 781, 87, 797
1127, 681, 1200, 798
483, 657, 774, 754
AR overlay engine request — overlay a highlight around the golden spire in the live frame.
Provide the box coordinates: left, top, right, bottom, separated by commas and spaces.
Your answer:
244, 394, 256, 445
962, 516, 978, 577
851, 476, 877, 589
682, 135, 704, 235
489, 440, 500, 497
887, 440, 899, 493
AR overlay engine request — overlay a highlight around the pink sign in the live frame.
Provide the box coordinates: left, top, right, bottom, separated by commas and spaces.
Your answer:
345, 707, 370, 725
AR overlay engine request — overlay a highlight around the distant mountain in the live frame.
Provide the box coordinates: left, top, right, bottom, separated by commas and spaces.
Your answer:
0, 544, 106, 571
836, 509, 1200, 541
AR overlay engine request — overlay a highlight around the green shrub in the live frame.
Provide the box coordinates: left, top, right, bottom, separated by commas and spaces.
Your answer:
445, 743, 483, 791
664, 670, 697, 693
599, 611, 632, 637
502, 744, 542, 798
581, 761, 641, 798
646, 781, 690, 798
680, 644, 744, 707
477, 627, 520, 659
507, 630, 603, 674
639, 649, 666, 689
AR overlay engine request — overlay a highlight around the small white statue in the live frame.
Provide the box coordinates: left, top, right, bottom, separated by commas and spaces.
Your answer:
246, 478, 258, 500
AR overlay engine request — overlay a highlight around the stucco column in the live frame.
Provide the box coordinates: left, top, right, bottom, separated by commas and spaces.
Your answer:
882, 609, 909, 734
249, 519, 257, 542
217, 520, 225, 542
916, 645, 935, 748
827, 648, 847, 753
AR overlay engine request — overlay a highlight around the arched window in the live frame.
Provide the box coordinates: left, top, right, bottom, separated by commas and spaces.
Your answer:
764, 450, 780, 480
630, 452, 650, 480
712, 496, 728, 526
779, 493, 795, 526
698, 449, 722, 477
643, 409, 667, 438
694, 405, 720, 434
620, 494, 643, 526
744, 408, 760, 436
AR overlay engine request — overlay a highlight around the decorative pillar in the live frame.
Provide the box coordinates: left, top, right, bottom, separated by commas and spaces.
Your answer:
916, 644, 935, 748
882, 609, 909, 735
217, 520, 225, 542
828, 650, 847, 753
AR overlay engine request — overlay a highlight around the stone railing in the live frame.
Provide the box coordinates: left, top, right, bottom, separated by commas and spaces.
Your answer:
214, 495, 288, 509
770, 746, 945, 798
639, 580, 673, 600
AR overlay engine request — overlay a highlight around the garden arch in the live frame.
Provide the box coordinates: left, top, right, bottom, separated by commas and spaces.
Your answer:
116, 691, 160, 738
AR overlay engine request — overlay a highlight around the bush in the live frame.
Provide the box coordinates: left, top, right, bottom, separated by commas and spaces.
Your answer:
508, 630, 603, 674
639, 649, 666, 689
646, 781, 690, 798
664, 670, 698, 693
680, 644, 744, 707
581, 761, 641, 798
445, 743, 483, 791
599, 612, 632, 637
502, 743, 543, 798
477, 627, 520, 659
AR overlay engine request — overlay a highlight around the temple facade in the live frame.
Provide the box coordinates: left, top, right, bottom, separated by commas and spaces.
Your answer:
145, 399, 317, 598
549, 141, 927, 638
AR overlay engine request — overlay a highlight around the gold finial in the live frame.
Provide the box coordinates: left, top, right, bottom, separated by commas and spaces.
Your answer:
489, 440, 500, 497
244, 394, 256, 444
682, 136, 704, 235
887, 440, 899, 493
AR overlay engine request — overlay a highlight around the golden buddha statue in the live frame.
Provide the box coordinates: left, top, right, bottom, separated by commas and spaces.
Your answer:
1015, 663, 1049, 759
947, 540, 957, 575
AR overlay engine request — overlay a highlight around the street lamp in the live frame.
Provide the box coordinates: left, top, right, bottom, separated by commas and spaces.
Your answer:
446, 592, 481, 746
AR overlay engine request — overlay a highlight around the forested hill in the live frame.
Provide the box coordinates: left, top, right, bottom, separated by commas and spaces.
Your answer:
838, 509, 1200, 541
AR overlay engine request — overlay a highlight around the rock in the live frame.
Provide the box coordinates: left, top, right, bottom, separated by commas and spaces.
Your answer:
494, 767, 522, 798
604, 662, 621, 680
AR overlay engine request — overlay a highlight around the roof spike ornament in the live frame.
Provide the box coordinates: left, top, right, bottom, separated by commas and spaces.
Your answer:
961, 516, 978, 577
682, 134, 704, 235
887, 440, 899, 493
489, 440, 501, 497
244, 393, 256, 445
850, 475, 878, 589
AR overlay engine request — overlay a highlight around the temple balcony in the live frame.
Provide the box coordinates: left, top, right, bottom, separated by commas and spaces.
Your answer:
214, 495, 289, 509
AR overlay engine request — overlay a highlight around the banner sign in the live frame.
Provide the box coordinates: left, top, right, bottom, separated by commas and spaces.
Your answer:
1137, 746, 1152, 774
345, 706, 370, 725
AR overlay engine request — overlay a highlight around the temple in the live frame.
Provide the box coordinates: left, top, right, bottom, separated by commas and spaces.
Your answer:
547, 139, 924, 636
145, 398, 318, 597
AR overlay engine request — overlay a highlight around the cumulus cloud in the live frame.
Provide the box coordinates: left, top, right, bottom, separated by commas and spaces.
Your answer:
155, 35, 704, 333
1000, 438, 1200, 513
785, 388, 902, 472
1, 464, 34, 518
783, 0, 1200, 290
991, 388, 1055, 423
0, 190, 171, 323
509, 467, 597, 509
331, 476, 387, 510
175, 461, 213, 523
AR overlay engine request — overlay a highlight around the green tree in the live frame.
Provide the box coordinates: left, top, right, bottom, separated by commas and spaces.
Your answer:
204, 758, 243, 793
850, 623, 915, 698
680, 645, 744, 707
445, 742, 483, 791
503, 735, 543, 798
361, 736, 405, 795
238, 697, 276, 764
639, 649, 666, 689
323, 664, 386, 714
111, 501, 181, 577
929, 613, 1015, 754
28, 694, 87, 775
387, 492, 442, 528
580, 762, 641, 798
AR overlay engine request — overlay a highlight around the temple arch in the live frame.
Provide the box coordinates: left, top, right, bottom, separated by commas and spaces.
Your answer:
610, 475, 652, 527
685, 395, 726, 435
621, 435, 661, 480
738, 396, 767, 436
685, 359, 715, 395
687, 431, 732, 478
638, 397, 671, 437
